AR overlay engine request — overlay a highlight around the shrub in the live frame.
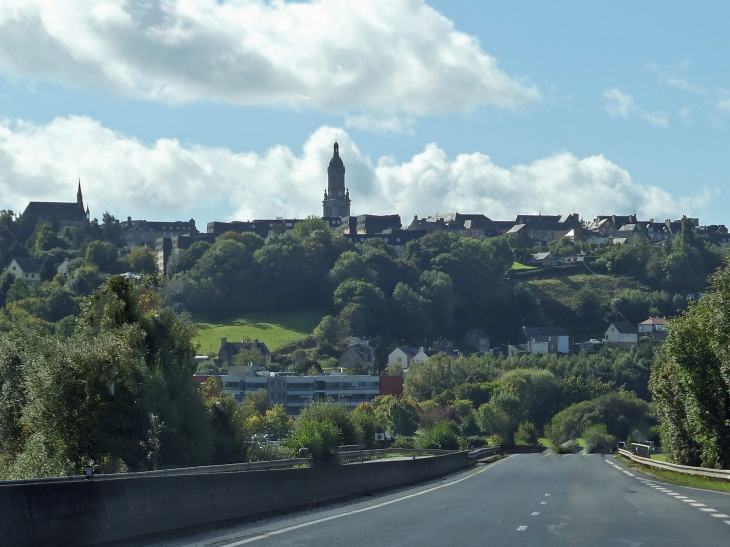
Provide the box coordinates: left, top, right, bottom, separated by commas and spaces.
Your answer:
417, 422, 465, 450
514, 421, 538, 445
285, 419, 340, 462
583, 423, 614, 453
392, 436, 416, 449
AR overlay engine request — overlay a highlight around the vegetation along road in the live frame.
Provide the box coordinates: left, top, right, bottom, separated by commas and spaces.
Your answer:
144, 454, 730, 547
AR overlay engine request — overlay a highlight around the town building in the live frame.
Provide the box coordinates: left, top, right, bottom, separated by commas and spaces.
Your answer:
463, 330, 490, 353
156, 233, 217, 276
513, 326, 570, 355
322, 142, 351, 218
218, 338, 272, 367
120, 217, 198, 248
338, 340, 374, 370
603, 322, 638, 348
5, 258, 42, 286
21, 182, 89, 228
638, 317, 667, 341
206, 219, 302, 238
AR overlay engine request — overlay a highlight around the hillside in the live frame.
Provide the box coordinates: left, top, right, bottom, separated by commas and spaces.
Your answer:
192, 310, 326, 355
525, 274, 650, 340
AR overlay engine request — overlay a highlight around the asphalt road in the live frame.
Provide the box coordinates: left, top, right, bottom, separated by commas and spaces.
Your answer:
144, 453, 730, 547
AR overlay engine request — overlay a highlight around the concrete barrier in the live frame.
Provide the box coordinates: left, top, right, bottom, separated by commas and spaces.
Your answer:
0, 452, 473, 547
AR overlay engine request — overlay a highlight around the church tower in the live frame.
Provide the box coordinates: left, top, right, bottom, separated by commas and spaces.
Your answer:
322, 142, 351, 218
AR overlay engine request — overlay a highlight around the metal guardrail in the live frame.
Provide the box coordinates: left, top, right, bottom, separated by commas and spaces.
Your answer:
618, 449, 730, 481
0, 458, 309, 486
467, 446, 501, 460
1, 446, 501, 486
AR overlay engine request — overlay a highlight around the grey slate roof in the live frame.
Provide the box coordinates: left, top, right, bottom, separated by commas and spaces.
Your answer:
608, 322, 638, 334
22, 201, 86, 223
11, 257, 41, 273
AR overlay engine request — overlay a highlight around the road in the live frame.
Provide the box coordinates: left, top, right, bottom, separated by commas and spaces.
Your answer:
143, 453, 730, 547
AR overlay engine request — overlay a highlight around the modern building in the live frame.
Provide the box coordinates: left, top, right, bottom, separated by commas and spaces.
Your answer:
206, 219, 302, 238
603, 322, 638, 348
21, 182, 89, 228
5, 258, 42, 286
322, 142, 351, 218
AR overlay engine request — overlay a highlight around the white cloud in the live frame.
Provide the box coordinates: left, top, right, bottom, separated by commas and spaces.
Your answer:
604, 89, 635, 117
345, 114, 416, 135
604, 88, 669, 128
0, 0, 538, 115
0, 116, 714, 225
649, 63, 707, 95
717, 98, 730, 113
678, 106, 694, 125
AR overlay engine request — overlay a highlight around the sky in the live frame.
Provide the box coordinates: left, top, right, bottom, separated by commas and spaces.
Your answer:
0, 0, 728, 226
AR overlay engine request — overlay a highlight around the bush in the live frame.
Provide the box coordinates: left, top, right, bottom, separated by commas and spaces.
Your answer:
417, 422, 466, 450
392, 436, 416, 449
285, 419, 340, 462
583, 424, 614, 453
514, 421, 538, 445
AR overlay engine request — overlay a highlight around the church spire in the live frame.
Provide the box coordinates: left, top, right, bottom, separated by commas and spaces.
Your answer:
77, 178, 83, 206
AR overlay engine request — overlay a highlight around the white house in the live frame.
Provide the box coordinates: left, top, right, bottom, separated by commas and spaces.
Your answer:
56, 258, 70, 275
638, 317, 667, 341
603, 322, 638, 348
516, 326, 570, 354
6, 257, 42, 286
388, 347, 418, 368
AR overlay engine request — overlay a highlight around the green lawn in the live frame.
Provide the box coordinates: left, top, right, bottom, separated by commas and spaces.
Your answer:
511, 261, 537, 271
192, 310, 326, 355
615, 454, 730, 494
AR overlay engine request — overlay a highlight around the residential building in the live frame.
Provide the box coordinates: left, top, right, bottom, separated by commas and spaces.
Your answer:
56, 258, 70, 275
322, 141, 351, 218
505, 214, 580, 247
463, 330, 490, 353
207, 218, 302, 238
156, 233, 217, 276
6, 258, 42, 286
21, 181, 89, 228
388, 347, 418, 368
356, 214, 402, 235
120, 217, 198, 248
616, 223, 648, 245
603, 322, 638, 348
379, 375, 404, 397
515, 326, 570, 354
284, 374, 379, 415
531, 252, 557, 267
407, 213, 505, 240
368, 228, 426, 257
338, 341, 374, 370
218, 338, 272, 366
638, 317, 668, 341
429, 340, 460, 358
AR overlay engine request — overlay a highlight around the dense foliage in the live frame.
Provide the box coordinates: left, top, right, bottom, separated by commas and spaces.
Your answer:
650, 262, 730, 468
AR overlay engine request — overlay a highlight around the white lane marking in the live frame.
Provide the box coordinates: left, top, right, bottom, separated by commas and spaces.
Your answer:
699, 508, 717, 512
682, 500, 697, 503
531, 512, 539, 515
711, 514, 730, 518
624, 472, 635, 477
724, 521, 730, 525
541, 501, 547, 505
675, 496, 687, 499
545, 493, 550, 496
517, 526, 528, 531
691, 503, 706, 507
220, 459, 505, 546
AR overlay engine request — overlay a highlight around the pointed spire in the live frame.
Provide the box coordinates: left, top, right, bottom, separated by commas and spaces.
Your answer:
77, 178, 83, 205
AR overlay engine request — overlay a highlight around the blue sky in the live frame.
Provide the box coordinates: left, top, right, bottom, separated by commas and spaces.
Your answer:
0, 1, 728, 225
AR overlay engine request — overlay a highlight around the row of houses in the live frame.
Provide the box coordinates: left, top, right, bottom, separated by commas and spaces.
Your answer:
509, 318, 667, 355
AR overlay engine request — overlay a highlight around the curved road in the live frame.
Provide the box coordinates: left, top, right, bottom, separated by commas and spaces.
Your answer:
145, 453, 730, 547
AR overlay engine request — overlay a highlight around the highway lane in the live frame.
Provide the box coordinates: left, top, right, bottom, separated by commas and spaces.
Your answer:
143, 453, 730, 547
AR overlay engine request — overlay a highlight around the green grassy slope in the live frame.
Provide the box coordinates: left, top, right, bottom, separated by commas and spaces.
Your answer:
525, 274, 650, 339
192, 310, 326, 355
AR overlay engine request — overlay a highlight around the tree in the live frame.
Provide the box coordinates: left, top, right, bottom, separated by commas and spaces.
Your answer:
127, 246, 157, 274
241, 389, 273, 417
313, 315, 338, 345
235, 348, 264, 367
514, 421, 538, 445
650, 263, 730, 467
85, 241, 119, 273
292, 217, 331, 239
263, 404, 294, 438
373, 395, 420, 436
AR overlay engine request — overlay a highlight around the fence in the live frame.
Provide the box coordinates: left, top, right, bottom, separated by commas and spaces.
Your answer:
618, 449, 730, 481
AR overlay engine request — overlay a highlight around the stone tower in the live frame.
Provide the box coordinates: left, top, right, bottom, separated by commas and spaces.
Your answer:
322, 142, 351, 218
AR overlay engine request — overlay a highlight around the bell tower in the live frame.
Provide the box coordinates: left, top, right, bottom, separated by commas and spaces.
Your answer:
322, 142, 351, 218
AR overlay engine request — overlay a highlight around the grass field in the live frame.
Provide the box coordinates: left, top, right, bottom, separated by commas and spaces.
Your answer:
511, 261, 537, 271
192, 310, 326, 355
615, 454, 730, 494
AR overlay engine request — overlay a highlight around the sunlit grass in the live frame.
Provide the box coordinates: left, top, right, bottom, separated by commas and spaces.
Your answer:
192, 310, 326, 355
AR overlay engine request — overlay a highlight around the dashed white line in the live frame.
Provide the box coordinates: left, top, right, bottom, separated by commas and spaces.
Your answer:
724, 521, 730, 526
517, 526, 528, 531
545, 493, 550, 496
691, 503, 706, 507
682, 500, 697, 503
675, 496, 687, 499
531, 512, 540, 516
699, 508, 717, 512
710, 514, 729, 518
541, 501, 547, 505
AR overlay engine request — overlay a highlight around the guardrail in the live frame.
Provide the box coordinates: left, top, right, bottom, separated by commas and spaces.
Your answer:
618, 449, 730, 481
0, 458, 309, 486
